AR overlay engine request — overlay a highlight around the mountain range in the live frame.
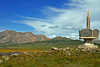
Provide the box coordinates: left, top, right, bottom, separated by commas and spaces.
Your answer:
0, 30, 50, 44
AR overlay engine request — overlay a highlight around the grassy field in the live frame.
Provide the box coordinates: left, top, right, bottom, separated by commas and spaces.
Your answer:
0, 48, 100, 67
0, 44, 77, 53
0, 45, 100, 67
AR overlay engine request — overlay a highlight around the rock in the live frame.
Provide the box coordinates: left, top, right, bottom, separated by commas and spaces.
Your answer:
10, 53, 19, 57
52, 47, 59, 51
65, 51, 71, 56
5, 57, 9, 61
70, 48, 74, 50
2, 55, 5, 59
20, 57, 24, 59
76, 49, 78, 50
0, 59, 3, 63
66, 47, 70, 50
59, 48, 63, 50
24, 52, 29, 55
63, 48, 66, 51
45, 51, 51, 53
82, 49, 87, 52
68, 53, 71, 56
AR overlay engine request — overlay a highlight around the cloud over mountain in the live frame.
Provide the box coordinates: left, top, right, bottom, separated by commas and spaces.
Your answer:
12, 0, 100, 39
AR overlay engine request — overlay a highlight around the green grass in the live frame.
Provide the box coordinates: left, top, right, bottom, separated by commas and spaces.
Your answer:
5, 44, 76, 50
0, 48, 100, 67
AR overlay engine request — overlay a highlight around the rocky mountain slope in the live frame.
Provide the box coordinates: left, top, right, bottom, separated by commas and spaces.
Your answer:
0, 30, 50, 44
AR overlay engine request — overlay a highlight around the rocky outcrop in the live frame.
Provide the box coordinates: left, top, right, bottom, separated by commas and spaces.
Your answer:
0, 30, 50, 44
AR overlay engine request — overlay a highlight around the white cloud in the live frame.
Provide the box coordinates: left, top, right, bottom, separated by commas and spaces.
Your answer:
48, 35, 57, 39
17, 16, 49, 22
13, 0, 100, 39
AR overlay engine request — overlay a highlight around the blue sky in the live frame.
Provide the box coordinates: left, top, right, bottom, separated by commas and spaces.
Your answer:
0, 0, 100, 39
0, 0, 68, 32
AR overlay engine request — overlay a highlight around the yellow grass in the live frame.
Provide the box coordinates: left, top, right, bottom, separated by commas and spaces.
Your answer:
0, 48, 47, 53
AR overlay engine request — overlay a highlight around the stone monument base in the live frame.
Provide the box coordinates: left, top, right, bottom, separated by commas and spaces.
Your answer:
78, 43, 98, 49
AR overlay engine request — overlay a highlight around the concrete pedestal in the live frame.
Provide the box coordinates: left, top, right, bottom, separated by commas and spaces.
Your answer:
78, 39, 98, 49
78, 43, 98, 49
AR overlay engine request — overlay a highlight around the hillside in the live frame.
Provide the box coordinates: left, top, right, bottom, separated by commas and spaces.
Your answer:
0, 30, 50, 44
34, 36, 83, 46
0, 36, 83, 49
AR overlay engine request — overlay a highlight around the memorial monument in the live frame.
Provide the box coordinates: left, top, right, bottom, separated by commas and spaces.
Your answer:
79, 11, 99, 48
